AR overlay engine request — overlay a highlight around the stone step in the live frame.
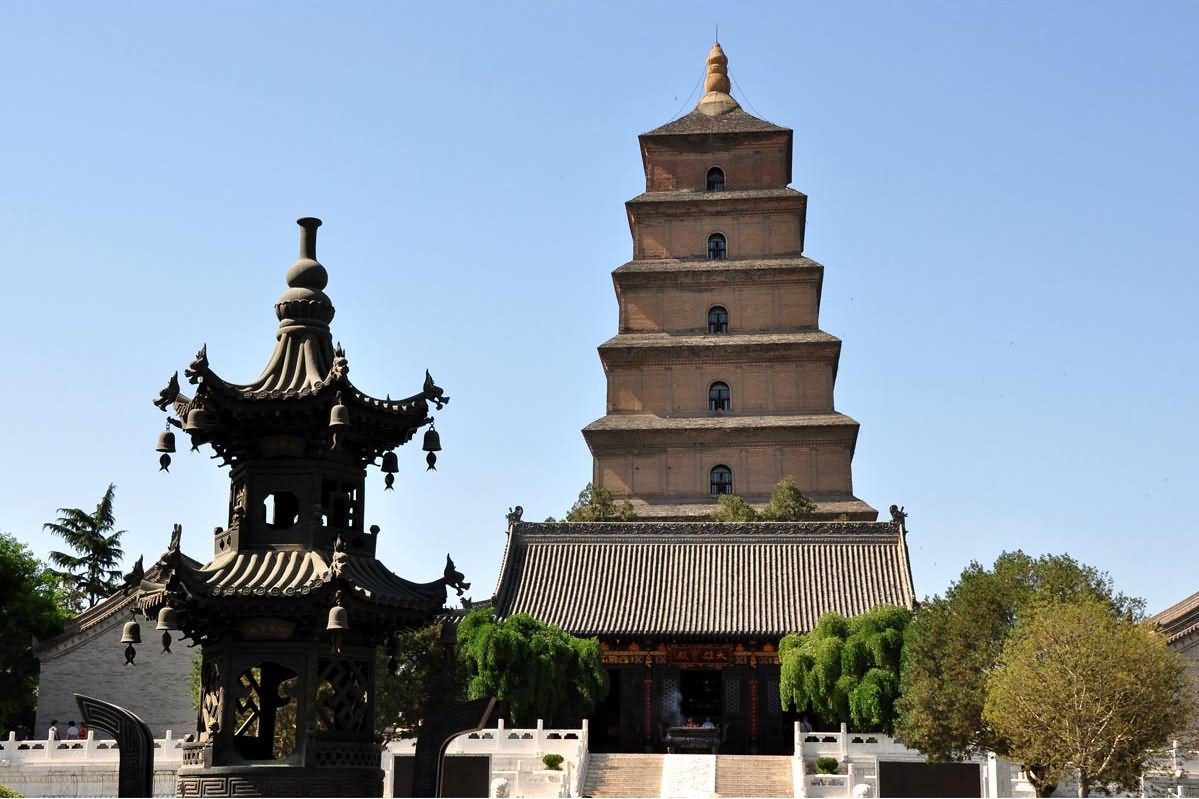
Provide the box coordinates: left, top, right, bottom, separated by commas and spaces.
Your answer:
583, 753, 666, 798
715, 755, 793, 798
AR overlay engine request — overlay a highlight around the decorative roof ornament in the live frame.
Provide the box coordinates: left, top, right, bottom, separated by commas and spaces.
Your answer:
696, 42, 741, 116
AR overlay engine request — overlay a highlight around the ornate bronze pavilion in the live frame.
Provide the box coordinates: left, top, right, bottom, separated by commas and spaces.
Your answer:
128, 218, 461, 797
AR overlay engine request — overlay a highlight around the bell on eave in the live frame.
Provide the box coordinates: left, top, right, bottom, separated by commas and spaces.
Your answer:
329, 392, 350, 431
156, 429, 176, 454
422, 424, 441, 453
156, 606, 179, 631
121, 619, 142, 644
327, 604, 349, 631
381, 451, 399, 473
183, 407, 216, 434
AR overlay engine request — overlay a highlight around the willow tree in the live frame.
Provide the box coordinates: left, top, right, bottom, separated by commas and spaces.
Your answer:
779, 605, 912, 732
457, 609, 607, 726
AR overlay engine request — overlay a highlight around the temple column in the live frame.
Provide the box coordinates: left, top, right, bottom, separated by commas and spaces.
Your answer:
642, 657, 654, 752
749, 657, 760, 754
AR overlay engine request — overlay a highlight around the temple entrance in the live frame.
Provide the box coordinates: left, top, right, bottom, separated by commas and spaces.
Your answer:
679, 669, 721, 726
590, 668, 623, 752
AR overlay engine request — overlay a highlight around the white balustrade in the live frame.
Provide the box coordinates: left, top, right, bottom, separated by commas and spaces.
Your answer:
0, 730, 184, 798
382, 719, 589, 798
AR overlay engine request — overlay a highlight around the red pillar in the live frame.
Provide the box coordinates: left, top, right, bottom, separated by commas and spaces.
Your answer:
750, 662, 760, 754
642, 662, 654, 750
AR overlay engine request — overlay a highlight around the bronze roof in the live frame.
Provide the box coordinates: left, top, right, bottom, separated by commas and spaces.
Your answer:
139, 548, 446, 612
1152, 589, 1199, 645
493, 521, 914, 639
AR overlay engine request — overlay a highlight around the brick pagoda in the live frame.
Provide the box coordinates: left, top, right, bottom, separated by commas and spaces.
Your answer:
583, 43, 876, 521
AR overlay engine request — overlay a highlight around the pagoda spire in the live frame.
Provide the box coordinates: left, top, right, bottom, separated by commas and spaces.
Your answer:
696, 42, 740, 116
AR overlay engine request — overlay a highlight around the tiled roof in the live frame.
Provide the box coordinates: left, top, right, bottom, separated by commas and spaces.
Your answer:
145, 548, 446, 611
624, 496, 878, 522
1152, 589, 1199, 645
627, 188, 804, 205
612, 256, 821, 275
583, 412, 859, 433
493, 522, 914, 639
599, 331, 839, 349
643, 108, 788, 137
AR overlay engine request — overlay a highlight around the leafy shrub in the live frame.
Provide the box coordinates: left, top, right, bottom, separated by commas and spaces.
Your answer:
0, 785, 23, 798
542, 753, 564, 771
815, 757, 839, 775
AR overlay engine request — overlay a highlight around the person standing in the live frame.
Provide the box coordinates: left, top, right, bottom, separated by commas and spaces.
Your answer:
66, 720, 80, 740
47, 720, 59, 740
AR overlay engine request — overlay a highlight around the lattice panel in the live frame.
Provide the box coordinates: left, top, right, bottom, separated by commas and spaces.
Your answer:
724, 676, 741, 714
657, 675, 680, 725
765, 680, 781, 715
316, 658, 369, 733
234, 668, 262, 737
201, 661, 222, 734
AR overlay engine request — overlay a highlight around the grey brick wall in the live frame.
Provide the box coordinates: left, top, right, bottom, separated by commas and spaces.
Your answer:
35, 611, 195, 738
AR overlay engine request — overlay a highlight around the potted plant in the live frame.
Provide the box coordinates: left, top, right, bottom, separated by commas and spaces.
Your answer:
815, 756, 839, 775
542, 753, 564, 771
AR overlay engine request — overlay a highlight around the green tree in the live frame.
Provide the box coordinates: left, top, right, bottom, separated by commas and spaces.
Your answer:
710, 478, 817, 522
0, 533, 71, 732
564, 483, 637, 522
779, 605, 912, 732
761, 477, 816, 520
894, 551, 1144, 795
709, 494, 760, 522
983, 598, 1193, 797
457, 609, 608, 726
375, 624, 468, 738
43, 483, 127, 609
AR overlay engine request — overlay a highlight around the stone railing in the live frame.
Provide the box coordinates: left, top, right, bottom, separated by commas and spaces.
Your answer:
0, 730, 184, 798
383, 719, 589, 798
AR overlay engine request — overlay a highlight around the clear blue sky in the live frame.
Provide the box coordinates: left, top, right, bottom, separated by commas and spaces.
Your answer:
2, 2, 1196, 614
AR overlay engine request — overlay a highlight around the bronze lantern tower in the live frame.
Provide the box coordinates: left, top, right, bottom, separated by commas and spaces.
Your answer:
132, 218, 460, 797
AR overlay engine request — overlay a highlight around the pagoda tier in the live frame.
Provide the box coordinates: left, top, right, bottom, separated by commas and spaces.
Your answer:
583, 43, 876, 520
130, 218, 458, 798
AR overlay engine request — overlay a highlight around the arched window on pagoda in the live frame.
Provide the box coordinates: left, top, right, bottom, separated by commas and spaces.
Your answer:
707, 167, 725, 192
708, 306, 729, 334
709, 382, 731, 412
710, 465, 734, 496
707, 233, 727, 260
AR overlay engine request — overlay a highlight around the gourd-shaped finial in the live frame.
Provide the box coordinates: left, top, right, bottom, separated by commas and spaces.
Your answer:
287, 217, 327, 290
696, 42, 741, 116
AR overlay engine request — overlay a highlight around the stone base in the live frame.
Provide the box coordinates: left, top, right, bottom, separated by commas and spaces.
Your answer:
177, 765, 383, 797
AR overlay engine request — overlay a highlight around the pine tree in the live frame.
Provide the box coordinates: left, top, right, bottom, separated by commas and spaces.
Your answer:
43, 483, 127, 609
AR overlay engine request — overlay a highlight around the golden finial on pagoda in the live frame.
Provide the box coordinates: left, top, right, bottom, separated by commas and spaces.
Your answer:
697, 42, 740, 116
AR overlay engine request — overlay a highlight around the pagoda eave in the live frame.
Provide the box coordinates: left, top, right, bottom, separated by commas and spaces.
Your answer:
597, 332, 841, 367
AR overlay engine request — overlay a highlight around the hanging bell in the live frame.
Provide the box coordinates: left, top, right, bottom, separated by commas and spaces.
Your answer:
183, 407, 216, 434
326, 604, 349, 632
156, 429, 176, 454
329, 392, 350, 431
381, 451, 399, 473
422, 424, 441, 453
423, 423, 441, 472
156, 606, 179, 631
121, 619, 142, 644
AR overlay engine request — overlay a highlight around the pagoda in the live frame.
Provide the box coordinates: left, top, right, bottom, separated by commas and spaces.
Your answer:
129, 218, 461, 797
583, 43, 876, 521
